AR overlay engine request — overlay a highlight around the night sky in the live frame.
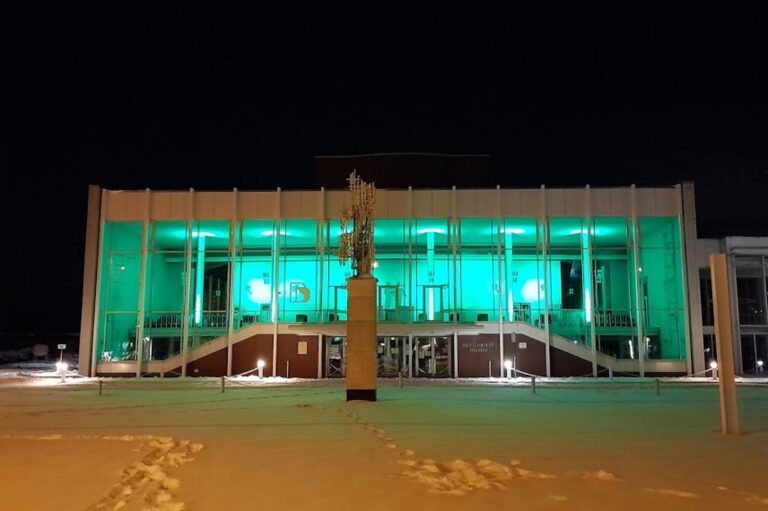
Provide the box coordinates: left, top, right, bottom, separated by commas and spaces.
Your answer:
2, 3, 766, 337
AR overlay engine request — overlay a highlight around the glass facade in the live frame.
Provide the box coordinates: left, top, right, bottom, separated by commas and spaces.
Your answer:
94, 215, 689, 363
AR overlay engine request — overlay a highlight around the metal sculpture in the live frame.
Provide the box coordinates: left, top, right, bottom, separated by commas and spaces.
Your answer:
338, 171, 376, 276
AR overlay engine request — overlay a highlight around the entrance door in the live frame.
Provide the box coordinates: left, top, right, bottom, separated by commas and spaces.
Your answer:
324, 336, 346, 378
377, 336, 408, 376
412, 336, 452, 377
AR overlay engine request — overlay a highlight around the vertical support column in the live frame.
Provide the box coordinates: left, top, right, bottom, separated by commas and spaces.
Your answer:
710, 254, 740, 435
272, 188, 281, 377
226, 189, 238, 376
586, 186, 598, 377
407, 186, 413, 321
541, 185, 551, 377
496, 185, 504, 377
319, 187, 325, 323
180, 189, 194, 377
317, 333, 323, 378
451, 186, 458, 323
453, 331, 459, 378
79, 185, 102, 377
407, 335, 413, 378
135, 189, 151, 377
631, 185, 645, 377
678, 183, 697, 374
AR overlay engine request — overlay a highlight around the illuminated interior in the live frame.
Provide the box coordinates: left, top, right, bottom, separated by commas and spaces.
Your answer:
95, 215, 686, 363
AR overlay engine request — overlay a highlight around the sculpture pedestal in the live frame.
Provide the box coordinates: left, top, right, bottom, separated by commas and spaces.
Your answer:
346, 275, 377, 401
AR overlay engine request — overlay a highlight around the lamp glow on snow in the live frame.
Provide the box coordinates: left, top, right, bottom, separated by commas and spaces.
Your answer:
55, 361, 68, 383
758, 360, 764, 373
257, 359, 266, 378
504, 360, 513, 379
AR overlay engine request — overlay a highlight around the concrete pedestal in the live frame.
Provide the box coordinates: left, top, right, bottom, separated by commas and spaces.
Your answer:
346, 276, 378, 401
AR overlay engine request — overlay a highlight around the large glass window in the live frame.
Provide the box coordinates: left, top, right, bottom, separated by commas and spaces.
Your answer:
372, 219, 409, 321
735, 257, 767, 326
700, 272, 714, 326
457, 218, 498, 322
142, 221, 187, 360
547, 218, 589, 347
413, 219, 452, 322
96, 222, 143, 361
234, 220, 275, 329
638, 217, 686, 359
591, 217, 638, 359
502, 218, 541, 326
323, 220, 352, 322
279, 220, 320, 322
189, 221, 231, 348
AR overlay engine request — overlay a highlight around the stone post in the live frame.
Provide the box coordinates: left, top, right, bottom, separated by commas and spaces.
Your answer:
346, 275, 378, 401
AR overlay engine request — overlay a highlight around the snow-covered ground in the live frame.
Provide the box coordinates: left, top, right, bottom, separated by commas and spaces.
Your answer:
1, 376, 767, 510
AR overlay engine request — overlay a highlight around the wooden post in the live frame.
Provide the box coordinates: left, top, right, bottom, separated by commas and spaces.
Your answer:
98, 379, 103, 396
220, 376, 226, 394
710, 254, 739, 435
531, 376, 536, 395
655, 378, 660, 397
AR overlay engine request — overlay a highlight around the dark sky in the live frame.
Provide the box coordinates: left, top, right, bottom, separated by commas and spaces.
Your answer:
2, 2, 766, 335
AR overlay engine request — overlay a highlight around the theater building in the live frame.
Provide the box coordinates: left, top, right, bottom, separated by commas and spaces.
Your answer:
78, 182, 705, 378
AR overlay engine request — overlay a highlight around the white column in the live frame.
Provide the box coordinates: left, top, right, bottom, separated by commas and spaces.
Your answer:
407, 186, 413, 321
226, 190, 238, 377
631, 184, 645, 377
180, 189, 194, 377
541, 185, 551, 377
408, 334, 413, 378
453, 330, 459, 378
272, 188, 281, 377
135, 189, 151, 377
586, 186, 598, 377
317, 333, 323, 378
451, 186, 458, 323
497, 185, 504, 377
318, 187, 325, 323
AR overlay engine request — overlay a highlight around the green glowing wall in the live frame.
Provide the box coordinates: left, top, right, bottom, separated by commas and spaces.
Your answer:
94, 214, 687, 362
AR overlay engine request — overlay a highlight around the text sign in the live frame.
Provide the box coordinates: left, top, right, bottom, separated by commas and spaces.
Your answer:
57, 344, 67, 350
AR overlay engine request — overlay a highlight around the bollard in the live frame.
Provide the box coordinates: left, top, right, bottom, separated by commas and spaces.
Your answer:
488, 360, 492, 378
609, 367, 613, 379
286, 360, 290, 378
98, 379, 103, 396
398, 371, 403, 389
655, 378, 660, 397
531, 376, 536, 395
220, 376, 225, 393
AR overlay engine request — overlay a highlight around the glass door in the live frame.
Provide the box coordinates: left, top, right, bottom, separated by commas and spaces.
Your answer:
324, 336, 346, 377
412, 336, 452, 377
377, 336, 408, 376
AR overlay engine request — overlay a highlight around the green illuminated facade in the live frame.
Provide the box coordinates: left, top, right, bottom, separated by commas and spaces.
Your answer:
79, 184, 701, 378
